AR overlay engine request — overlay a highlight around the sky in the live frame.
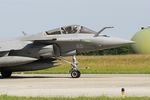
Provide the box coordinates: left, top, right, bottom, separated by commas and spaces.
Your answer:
0, 0, 150, 39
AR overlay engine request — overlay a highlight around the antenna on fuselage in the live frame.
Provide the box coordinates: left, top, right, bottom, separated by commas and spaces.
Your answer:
94, 26, 114, 37
22, 31, 27, 36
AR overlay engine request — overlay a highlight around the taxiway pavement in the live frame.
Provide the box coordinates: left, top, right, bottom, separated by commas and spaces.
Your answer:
0, 74, 150, 97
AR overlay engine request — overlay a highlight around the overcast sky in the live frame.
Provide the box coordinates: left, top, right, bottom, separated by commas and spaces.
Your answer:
0, 0, 150, 39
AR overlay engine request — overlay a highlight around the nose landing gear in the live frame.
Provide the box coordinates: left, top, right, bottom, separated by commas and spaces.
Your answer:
70, 56, 81, 78
59, 55, 81, 78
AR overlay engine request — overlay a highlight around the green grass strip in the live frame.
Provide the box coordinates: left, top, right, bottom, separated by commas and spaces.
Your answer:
1, 95, 150, 100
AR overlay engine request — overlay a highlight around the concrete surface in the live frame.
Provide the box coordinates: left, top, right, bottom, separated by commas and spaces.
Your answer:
0, 74, 150, 97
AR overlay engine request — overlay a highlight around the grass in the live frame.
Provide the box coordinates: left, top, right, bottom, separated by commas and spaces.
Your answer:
1, 95, 150, 100
23, 54, 150, 74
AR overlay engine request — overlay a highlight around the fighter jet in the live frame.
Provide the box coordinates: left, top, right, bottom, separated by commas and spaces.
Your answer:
0, 25, 133, 78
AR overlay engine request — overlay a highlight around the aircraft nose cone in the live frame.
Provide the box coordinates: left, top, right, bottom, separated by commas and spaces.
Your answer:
102, 37, 134, 48
112, 38, 134, 45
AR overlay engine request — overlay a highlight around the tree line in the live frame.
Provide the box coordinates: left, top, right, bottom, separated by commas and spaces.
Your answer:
81, 45, 135, 55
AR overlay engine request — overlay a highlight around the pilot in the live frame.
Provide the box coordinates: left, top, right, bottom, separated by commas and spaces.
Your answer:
65, 26, 72, 33
61, 27, 66, 34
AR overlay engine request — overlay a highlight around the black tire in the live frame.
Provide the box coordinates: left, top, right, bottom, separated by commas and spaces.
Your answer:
1, 71, 12, 78
71, 70, 81, 78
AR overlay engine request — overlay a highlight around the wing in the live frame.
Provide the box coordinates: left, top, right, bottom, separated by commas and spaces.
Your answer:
21, 32, 58, 44
22, 37, 57, 45
0, 39, 25, 52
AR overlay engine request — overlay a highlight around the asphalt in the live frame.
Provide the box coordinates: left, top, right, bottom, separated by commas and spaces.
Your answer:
0, 74, 150, 97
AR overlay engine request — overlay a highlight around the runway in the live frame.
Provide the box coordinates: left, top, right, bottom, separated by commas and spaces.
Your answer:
0, 74, 150, 97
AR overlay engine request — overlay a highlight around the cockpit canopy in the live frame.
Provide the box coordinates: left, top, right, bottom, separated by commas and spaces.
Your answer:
45, 25, 96, 35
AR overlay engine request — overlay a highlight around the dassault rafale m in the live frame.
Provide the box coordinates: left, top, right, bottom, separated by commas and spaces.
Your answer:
0, 25, 133, 78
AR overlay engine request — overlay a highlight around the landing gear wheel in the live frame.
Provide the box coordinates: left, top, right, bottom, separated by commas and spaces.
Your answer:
71, 70, 81, 78
1, 71, 12, 78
